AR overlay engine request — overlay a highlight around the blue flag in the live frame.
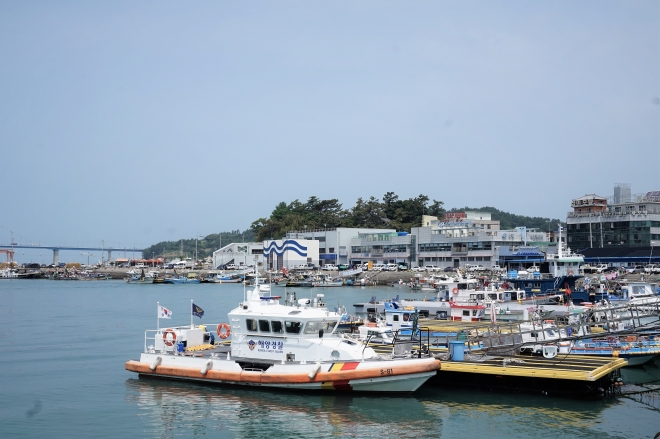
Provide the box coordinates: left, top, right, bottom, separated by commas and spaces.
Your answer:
192, 303, 204, 318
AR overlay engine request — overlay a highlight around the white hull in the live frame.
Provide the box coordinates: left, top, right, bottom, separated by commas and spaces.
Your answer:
128, 352, 438, 393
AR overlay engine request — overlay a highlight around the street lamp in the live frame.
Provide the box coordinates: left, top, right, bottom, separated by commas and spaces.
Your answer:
195, 235, 203, 267
81, 252, 94, 266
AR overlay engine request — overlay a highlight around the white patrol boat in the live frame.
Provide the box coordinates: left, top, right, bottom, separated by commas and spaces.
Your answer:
126, 285, 440, 392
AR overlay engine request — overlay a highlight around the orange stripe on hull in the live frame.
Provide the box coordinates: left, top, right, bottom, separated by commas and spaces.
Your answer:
126, 359, 440, 386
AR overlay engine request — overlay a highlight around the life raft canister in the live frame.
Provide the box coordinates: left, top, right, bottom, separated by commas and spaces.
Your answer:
217, 323, 231, 339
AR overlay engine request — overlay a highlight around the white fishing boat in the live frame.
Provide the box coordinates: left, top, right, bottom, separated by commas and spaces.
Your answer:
353, 275, 575, 320
125, 285, 440, 392
125, 269, 155, 284
0, 268, 18, 278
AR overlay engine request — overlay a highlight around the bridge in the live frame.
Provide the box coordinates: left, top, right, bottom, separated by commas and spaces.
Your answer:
0, 244, 144, 265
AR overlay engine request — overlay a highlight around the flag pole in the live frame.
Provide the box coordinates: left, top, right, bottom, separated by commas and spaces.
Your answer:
157, 301, 160, 331
191, 299, 194, 329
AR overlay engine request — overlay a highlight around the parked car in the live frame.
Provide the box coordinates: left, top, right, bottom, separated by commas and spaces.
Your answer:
412, 266, 426, 272
424, 265, 440, 272
644, 264, 660, 274
626, 266, 644, 274
386, 263, 398, 271
466, 264, 486, 272
444, 266, 457, 272
322, 264, 338, 271
491, 265, 503, 272
595, 264, 609, 273
295, 264, 315, 270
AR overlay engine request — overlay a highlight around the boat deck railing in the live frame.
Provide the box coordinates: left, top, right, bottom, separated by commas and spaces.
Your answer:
144, 324, 223, 352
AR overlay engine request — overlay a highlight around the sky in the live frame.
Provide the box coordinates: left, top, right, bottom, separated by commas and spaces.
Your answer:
0, 1, 658, 263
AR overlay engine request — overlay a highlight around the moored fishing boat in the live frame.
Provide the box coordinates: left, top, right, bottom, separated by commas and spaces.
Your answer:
565, 334, 660, 366
163, 275, 201, 284
126, 275, 154, 284
201, 272, 242, 283
125, 285, 440, 392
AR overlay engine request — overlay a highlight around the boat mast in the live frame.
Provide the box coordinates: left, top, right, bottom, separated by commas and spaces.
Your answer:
557, 224, 563, 259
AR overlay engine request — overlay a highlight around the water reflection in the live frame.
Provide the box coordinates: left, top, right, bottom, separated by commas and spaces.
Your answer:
125, 379, 438, 439
621, 355, 660, 385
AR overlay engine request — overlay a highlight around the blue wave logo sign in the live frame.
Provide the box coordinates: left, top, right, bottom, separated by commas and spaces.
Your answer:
263, 240, 308, 258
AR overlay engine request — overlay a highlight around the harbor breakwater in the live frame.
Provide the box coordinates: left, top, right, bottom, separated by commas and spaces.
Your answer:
29, 267, 660, 285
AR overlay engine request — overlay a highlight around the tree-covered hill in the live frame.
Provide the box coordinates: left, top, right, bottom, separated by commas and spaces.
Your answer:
142, 230, 254, 261
142, 194, 563, 260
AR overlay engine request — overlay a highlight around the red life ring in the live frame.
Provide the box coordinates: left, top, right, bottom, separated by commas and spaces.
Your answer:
217, 323, 231, 339
162, 328, 177, 346
452, 288, 459, 295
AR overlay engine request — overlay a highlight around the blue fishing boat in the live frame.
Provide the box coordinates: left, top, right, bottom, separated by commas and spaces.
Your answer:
502, 227, 604, 304
163, 275, 200, 284
562, 334, 660, 366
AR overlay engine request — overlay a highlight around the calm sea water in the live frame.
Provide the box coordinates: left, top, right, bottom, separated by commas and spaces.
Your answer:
1, 279, 659, 439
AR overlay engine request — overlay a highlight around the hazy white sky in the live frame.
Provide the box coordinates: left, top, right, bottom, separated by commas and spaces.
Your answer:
1, 1, 658, 262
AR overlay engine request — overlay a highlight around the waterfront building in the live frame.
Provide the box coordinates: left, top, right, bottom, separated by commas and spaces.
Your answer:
566, 184, 660, 249
410, 212, 551, 270
344, 212, 554, 271
349, 230, 412, 267
262, 238, 320, 270
212, 242, 267, 270
565, 184, 660, 266
285, 227, 395, 268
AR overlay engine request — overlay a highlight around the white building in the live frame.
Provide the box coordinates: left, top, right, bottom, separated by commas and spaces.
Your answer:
285, 227, 395, 268
263, 239, 320, 270
212, 242, 267, 270
349, 231, 411, 267
411, 212, 551, 270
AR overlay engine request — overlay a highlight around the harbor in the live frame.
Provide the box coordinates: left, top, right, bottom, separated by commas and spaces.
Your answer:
2, 278, 660, 439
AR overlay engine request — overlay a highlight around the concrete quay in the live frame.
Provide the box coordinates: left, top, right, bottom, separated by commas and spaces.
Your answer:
34, 267, 660, 285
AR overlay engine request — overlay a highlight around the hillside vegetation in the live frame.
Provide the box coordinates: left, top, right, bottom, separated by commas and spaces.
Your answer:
142, 194, 562, 259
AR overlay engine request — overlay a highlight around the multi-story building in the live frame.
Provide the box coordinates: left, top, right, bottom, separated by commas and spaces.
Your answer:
411, 212, 550, 270
566, 185, 660, 250
349, 230, 412, 267
341, 211, 554, 271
